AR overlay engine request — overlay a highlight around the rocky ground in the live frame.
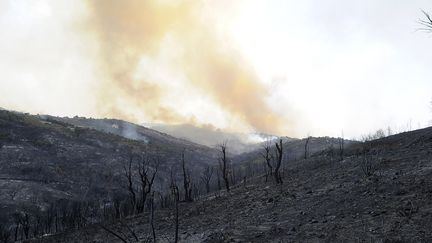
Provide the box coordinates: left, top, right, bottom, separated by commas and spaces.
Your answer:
33, 127, 432, 243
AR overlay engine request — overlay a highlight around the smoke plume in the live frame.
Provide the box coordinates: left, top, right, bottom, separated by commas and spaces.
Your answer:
85, 0, 287, 135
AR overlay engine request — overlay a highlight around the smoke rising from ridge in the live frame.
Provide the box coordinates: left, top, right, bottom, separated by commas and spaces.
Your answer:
84, 0, 288, 135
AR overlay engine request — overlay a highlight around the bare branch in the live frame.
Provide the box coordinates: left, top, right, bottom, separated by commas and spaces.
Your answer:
419, 10, 432, 32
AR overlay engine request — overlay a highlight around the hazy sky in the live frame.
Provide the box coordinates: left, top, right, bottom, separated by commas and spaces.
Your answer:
0, 0, 431, 138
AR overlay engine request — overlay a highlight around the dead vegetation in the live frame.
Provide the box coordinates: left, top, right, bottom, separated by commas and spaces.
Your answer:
360, 152, 377, 178
34, 125, 432, 243
3, 109, 432, 242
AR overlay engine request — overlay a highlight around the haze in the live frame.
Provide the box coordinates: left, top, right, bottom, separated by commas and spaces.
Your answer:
1, 0, 431, 138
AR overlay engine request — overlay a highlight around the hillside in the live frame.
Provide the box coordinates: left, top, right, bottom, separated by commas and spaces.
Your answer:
45, 117, 213, 151
0, 110, 219, 233
35, 126, 432, 242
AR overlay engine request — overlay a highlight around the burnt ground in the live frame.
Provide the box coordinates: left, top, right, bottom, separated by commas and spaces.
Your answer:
34, 127, 432, 243
0, 110, 219, 226
0, 109, 350, 231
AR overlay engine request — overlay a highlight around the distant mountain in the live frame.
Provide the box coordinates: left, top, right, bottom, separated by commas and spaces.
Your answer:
147, 123, 291, 154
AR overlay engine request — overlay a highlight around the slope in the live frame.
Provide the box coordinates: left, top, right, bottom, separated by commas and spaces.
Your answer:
0, 110, 219, 230
37, 126, 432, 242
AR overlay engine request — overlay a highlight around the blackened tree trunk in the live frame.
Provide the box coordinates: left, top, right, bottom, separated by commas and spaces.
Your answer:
304, 136, 311, 159
181, 151, 193, 202
339, 132, 344, 161
123, 155, 137, 213
171, 185, 180, 243
150, 192, 156, 243
219, 144, 230, 192
274, 139, 283, 184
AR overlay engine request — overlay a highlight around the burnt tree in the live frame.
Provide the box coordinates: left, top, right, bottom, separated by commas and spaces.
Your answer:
338, 132, 344, 161
171, 184, 180, 243
216, 170, 222, 190
150, 192, 156, 243
304, 136, 311, 159
123, 155, 137, 213
219, 143, 230, 192
200, 166, 214, 194
181, 150, 193, 202
136, 154, 158, 213
261, 143, 273, 177
274, 139, 283, 184
124, 153, 158, 214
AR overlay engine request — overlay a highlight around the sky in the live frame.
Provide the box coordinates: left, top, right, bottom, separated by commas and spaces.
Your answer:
0, 0, 431, 139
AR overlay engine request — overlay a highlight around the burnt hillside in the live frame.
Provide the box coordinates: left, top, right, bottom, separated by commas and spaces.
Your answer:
36, 126, 432, 243
0, 110, 219, 232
